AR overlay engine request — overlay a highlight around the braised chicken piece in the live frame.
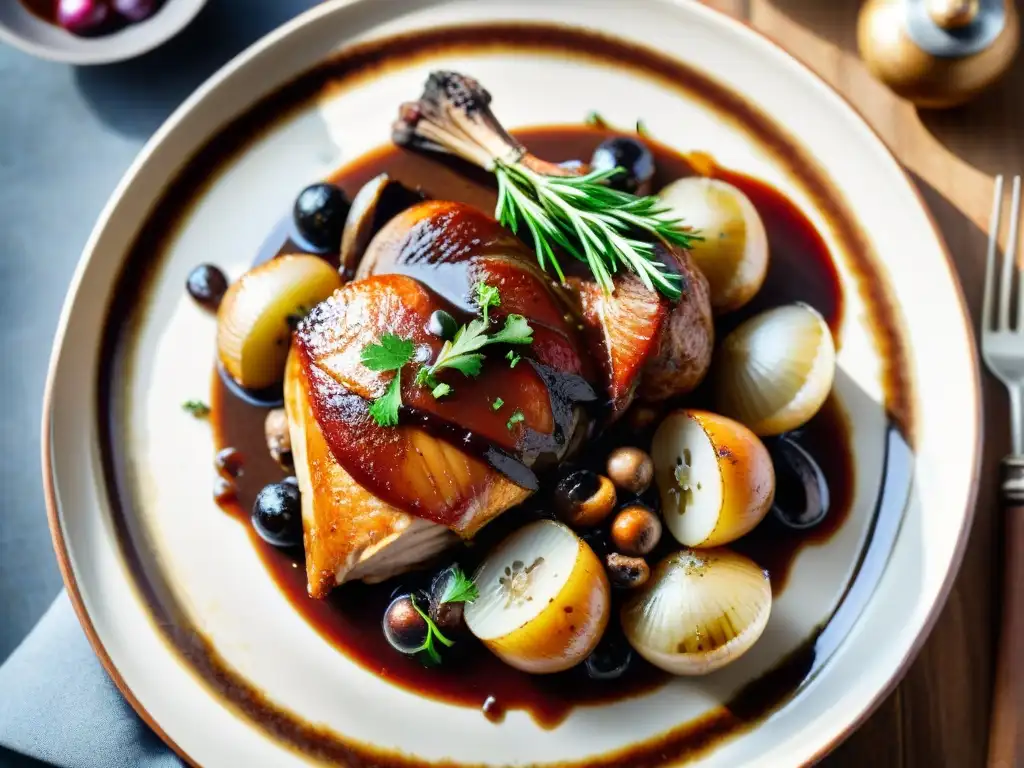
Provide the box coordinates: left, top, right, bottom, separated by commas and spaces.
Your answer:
287, 223, 595, 597
286, 71, 715, 598
392, 70, 713, 412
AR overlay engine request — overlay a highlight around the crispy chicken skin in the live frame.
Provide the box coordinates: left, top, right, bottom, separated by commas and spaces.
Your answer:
285, 349, 457, 598
287, 205, 595, 597
286, 173, 710, 596
572, 245, 713, 411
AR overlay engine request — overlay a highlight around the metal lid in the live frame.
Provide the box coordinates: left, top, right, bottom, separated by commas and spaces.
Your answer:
905, 0, 1006, 57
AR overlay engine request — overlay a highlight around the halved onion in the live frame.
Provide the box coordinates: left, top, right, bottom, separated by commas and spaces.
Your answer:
658, 177, 768, 314
464, 520, 610, 674
621, 548, 771, 675
652, 409, 774, 548
217, 255, 342, 389
714, 303, 836, 436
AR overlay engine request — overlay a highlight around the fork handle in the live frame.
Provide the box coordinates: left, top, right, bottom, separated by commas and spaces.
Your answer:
989, 456, 1024, 767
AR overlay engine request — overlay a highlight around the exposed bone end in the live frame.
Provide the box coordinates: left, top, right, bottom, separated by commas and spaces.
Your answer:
392, 70, 525, 170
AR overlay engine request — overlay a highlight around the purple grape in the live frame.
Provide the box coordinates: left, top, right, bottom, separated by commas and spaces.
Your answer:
112, 0, 162, 22
57, 0, 111, 35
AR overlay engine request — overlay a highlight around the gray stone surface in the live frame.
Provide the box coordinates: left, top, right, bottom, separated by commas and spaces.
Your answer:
0, 0, 314, 663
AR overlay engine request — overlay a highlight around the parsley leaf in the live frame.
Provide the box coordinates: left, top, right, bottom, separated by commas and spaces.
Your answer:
489, 314, 533, 345
507, 409, 525, 430
361, 334, 416, 427
361, 334, 415, 371
182, 400, 210, 418
409, 594, 455, 665
439, 565, 480, 604
416, 284, 533, 397
492, 397, 504, 411
431, 382, 452, 399
475, 281, 501, 325
368, 374, 403, 428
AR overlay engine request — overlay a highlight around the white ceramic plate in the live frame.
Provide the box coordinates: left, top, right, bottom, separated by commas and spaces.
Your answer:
43, 1, 981, 766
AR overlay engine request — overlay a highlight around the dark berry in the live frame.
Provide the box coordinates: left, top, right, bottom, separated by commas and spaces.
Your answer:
251, 482, 302, 547
383, 594, 428, 655
186, 264, 229, 310
585, 631, 633, 681
591, 137, 655, 195
426, 310, 458, 340
293, 183, 350, 252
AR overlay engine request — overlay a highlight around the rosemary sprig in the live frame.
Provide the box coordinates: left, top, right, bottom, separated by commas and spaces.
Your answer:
494, 160, 693, 299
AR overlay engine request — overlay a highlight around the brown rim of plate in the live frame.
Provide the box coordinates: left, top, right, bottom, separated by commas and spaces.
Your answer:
39, 4, 983, 767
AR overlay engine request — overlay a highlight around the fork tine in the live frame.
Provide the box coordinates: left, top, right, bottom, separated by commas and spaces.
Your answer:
984, 175, 1004, 333
1014, 176, 1024, 332
999, 175, 1020, 330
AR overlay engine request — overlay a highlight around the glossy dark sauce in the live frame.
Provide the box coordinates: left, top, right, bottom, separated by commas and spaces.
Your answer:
210, 127, 857, 725
96, 22, 916, 768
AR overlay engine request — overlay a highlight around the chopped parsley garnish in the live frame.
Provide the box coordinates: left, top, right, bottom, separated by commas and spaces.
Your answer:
367, 378, 403, 428
439, 565, 480, 605
182, 400, 210, 418
585, 110, 609, 129
636, 119, 651, 137
410, 566, 478, 664
416, 283, 533, 397
408, 595, 454, 665
492, 397, 504, 411
431, 383, 452, 399
475, 281, 501, 325
360, 334, 415, 427
507, 409, 525, 430
360, 334, 415, 372
506, 350, 521, 368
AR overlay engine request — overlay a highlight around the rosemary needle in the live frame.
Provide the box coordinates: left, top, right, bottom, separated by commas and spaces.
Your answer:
494, 160, 695, 299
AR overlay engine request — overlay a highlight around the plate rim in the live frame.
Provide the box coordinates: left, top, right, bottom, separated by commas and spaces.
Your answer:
40, 1, 983, 765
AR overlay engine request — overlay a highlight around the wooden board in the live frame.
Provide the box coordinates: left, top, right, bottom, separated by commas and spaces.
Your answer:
700, 1, 1020, 764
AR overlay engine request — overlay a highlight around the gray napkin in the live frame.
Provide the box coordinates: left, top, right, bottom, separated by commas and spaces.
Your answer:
0, 593, 181, 768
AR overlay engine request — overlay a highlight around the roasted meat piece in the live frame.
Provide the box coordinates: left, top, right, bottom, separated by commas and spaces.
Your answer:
392, 70, 713, 411
287, 210, 595, 597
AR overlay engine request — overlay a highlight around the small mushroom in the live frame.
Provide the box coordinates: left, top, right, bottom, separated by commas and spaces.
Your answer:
338, 174, 424, 279
606, 553, 651, 589
610, 505, 662, 557
431, 601, 465, 633
553, 470, 617, 528
264, 408, 293, 471
606, 447, 654, 494
626, 405, 660, 431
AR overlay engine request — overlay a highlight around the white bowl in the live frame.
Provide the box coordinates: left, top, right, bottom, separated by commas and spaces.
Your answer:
0, 0, 205, 65
42, 0, 980, 765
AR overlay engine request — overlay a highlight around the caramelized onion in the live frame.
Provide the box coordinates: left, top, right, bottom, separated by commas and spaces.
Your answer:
464, 520, 610, 674
652, 409, 775, 548
713, 303, 836, 436
621, 548, 771, 675
217, 255, 342, 390
658, 177, 768, 313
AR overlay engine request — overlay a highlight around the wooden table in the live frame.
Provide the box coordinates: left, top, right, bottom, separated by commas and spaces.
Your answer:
702, 1, 1021, 764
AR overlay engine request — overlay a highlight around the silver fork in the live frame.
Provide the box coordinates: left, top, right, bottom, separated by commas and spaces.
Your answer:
983, 175, 1024, 768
